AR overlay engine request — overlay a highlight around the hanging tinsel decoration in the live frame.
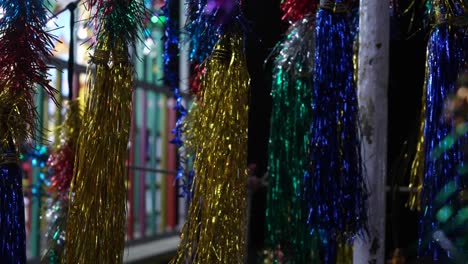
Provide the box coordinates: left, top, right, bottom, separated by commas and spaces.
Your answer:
170, 27, 250, 263
185, 0, 216, 100
184, 0, 246, 99
171, 1, 249, 262
166, 0, 245, 199
0, 0, 56, 262
184, 0, 219, 64
180, 0, 215, 100
0, 0, 57, 148
64, 0, 145, 262
263, 14, 320, 264
410, 0, 468, 260
41, 100, 81, 263
0, 155, 25, 263
302, 0, 368, 258
280, 0, 318, 23
162, 0, 191, 199
408, 84, 427, 211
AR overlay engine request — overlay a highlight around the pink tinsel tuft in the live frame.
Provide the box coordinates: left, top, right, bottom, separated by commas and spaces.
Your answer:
280, 0, 317, 23
190, 63, 206, 99
47, 144, 74, 199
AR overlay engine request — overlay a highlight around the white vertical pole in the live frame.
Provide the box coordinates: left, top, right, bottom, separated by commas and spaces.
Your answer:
353, 0, 389, 263
179, 0, 189, 95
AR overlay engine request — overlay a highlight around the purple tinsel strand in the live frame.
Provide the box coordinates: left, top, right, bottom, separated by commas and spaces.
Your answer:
418, 23, 468, 260
0, 151, 26, 263
303, 7, 368, 259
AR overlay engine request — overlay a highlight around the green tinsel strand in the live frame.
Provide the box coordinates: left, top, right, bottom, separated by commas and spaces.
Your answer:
264, 14, 320, 264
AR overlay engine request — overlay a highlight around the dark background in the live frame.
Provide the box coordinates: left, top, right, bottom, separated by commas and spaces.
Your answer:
244, 0, 427, 262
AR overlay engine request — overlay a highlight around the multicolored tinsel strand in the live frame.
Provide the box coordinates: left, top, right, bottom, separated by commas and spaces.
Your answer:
184, 0, 246, 98
92, 0, 146, 48
184, 0, 217, 98
65, 0, 144, 262
0, 0, 56, 262
264, 14, 319, 264
0, 0, 57, 148
184, 0, 219, 64
183, 0, 243, 62
167, 0, 246, 199
411, 0, 468, 258
170, 31, 250, 264
303, 2, 368, 258
42, 100, 81, 263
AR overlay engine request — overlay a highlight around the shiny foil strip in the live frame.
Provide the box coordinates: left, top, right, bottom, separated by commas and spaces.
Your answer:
42, 100, 81, 263
171, 32, 250, 264
415, 23, 468, 259
264, 14, 320, 264
65, 38, 132, 263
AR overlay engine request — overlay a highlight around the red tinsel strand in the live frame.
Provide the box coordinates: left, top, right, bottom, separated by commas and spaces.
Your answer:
190, 63, 205, 99
0, 0, 58, 148
47, 144, 74, 200
0, 1, 57, 100
280, 0, 318, 23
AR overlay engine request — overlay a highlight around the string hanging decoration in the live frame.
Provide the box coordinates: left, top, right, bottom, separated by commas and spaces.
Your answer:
162, 0, 192, 200
302, 1, 368, 262
42, 100, 81, 264
164, 0, 247, 200
64, 0, 146, 262
170, 29, 250, 263
410, 0, 468, 259
280, 0, 318, 23
263, 13, 320, 264
0, 0, 57, 261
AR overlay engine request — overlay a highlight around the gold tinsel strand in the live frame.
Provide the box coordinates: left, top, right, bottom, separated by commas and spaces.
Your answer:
64, 37, 132, 263
171, 32, 250, 264
50, 99, 81, 152
41, 100, 81, 263
336, 242, 353, 264
0, 90, 35, 150
407, 52, 429, 211
61, 100, 81, 147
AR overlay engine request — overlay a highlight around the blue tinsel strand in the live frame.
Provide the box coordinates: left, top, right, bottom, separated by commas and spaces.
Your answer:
183, 0, 247, 64
184, 0, 219, 64
162, 0, 192, 199
418, 23, 468, 260
303, 6, 368, 255
0, 151, 26, 264
0, 0, 48, 28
